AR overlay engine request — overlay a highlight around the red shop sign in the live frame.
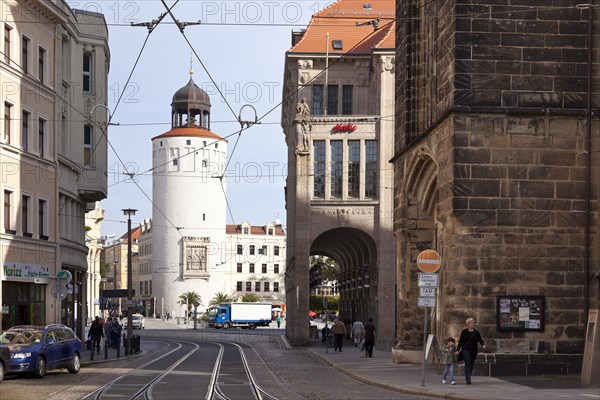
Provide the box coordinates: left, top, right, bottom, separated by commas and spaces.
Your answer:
332, 123, 357, 133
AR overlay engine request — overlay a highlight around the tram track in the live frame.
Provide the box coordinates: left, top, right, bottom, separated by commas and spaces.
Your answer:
83, 338, 279, 400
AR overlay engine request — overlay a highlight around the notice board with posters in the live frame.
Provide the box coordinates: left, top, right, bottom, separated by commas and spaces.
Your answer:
496, 296, 545, 332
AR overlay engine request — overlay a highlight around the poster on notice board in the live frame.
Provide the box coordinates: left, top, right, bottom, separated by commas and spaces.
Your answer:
496, 296, 545, 332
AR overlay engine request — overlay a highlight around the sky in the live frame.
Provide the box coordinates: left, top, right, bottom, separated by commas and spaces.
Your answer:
67, 0, 332, 238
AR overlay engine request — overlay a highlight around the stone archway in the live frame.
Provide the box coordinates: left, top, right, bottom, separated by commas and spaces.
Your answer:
394, 150, 439, 361
311, 228, 377, 324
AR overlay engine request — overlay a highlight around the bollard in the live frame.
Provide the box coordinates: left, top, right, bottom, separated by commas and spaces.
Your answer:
90, 339, 94, 361
135, 334, 141, 353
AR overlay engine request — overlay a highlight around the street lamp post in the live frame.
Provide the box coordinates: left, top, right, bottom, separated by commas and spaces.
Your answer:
122, 208, 137, 355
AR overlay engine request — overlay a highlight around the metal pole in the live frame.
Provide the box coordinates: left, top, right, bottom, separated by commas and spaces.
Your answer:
122, 208, 136, 355
421, 307, 427, 386
324, 32, 329, 116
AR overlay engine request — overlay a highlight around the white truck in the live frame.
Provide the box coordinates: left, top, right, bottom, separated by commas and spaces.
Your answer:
207, 302, 272, 329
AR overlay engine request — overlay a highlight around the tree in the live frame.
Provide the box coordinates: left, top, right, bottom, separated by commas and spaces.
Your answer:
209, 292, 233, 306
310, 255, 340, 283
241, 292, 260, 302
178, 291, 202, 315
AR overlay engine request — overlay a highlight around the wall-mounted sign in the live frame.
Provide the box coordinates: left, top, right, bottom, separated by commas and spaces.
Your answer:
331, 123, 357, 133
496, 296, 545, 332
3, 262, 50, 279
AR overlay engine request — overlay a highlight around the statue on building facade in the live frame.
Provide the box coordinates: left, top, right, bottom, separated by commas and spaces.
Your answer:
294, 98, 311, 155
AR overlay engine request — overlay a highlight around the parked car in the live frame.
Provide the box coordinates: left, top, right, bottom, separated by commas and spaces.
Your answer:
122, 314, 145, 329
0, 345, 10, 383
0, 324, 82, 378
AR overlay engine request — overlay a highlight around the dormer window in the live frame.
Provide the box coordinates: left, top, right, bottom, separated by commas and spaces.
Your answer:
243, 227, 249, 234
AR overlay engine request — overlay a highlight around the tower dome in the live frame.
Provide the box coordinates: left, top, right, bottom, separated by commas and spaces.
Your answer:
171, 74, 211, 129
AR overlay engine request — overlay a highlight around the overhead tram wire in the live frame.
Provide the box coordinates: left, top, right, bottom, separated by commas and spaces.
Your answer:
119, 13, 398, 187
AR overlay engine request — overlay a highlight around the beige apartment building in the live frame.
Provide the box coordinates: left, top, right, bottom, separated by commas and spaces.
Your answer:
1, 1, 109, 338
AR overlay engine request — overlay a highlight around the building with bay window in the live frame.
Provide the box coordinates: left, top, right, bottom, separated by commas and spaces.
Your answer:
1, 1, 110, 338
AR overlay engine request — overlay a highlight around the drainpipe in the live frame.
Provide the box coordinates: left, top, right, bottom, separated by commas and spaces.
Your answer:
581, 2, 596, 323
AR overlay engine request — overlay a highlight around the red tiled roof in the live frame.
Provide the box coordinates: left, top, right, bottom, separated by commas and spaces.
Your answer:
289, 0, 395, 55
226, 224, 285, 236
152, 127, 226, 142
119, 226, 142, 243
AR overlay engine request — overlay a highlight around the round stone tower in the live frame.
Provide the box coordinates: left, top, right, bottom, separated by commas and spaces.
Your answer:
151, 73, 228, 318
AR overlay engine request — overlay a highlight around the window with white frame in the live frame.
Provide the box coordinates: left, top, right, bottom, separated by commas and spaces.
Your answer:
237, 244, 243, 255
249, 245, 255, 255
38, 198, 48, 239
273, 282, 279, 292
21, 194, 31, 236
254, 282, 261, 292
274, 246, 280, 256
264, 282, 270, 292
4, 25, 12, 64
38, 118, 46, 157
274, 264, 279, 274
38, 46, 46, 83
21, 110, 30, 151
83, 52, 92, 93
84, 125, 93, 166
22, 35, 30, 74
236, 281, 242, 291
249, 263, 255, 273
4, 190, 14, 233
4, 102, 12, 144
261, 264, 267, 273
245, 282, 251, 292
237, 263, 242, 273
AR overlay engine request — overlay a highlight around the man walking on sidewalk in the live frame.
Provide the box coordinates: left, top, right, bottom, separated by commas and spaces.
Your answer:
363, 318, 376, 357
332, 318, 347, 352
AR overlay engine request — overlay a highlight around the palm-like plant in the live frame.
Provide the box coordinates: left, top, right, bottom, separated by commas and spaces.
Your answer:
241, 292, 260, 302
178, 291, 202, 315
209, 292, 233, 306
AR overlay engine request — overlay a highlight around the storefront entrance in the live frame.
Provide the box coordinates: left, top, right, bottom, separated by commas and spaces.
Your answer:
1, 281, 46, 330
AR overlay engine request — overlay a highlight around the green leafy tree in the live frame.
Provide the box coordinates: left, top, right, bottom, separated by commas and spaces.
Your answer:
209, 292, 233, 306
178, 291, 202, 315
241, 292, 260, 302
310, 256, 340, 283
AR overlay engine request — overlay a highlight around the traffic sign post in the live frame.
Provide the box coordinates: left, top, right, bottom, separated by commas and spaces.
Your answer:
416, 250, 443, 387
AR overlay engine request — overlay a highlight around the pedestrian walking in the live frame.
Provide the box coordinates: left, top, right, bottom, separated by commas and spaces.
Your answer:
363, 318, 375, 357
439, 337, 457, 385
351, 320, 364, 348
332, 318, 347, 352
111, 317, 122, 349
276, 315, 282, 328
104, 317, 113, 347
88, 316, 104, 354
457, 317, 487, 385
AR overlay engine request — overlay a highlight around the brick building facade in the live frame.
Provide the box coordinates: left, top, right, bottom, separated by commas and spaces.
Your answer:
393, 0, 599, 366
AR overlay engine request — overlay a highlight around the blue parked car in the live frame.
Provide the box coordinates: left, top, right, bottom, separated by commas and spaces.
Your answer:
0, 324, 82, 378
0, 344, 9, 383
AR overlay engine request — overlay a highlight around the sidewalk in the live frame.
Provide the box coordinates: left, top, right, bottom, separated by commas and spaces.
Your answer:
304, 342, 600, 400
